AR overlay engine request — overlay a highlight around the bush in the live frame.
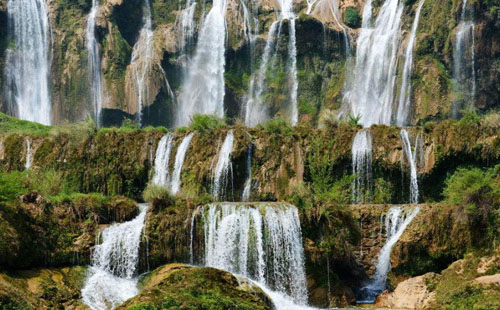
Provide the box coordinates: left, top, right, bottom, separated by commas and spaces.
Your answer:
261, 118, 294, 136
0, 172, 27, 202
189, 114, 226, 134
344, 7, 361, 28
26, 170, 78, 198
143, 183, 174, 205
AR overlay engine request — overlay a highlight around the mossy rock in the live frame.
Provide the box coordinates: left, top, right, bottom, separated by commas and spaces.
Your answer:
118, 264, 273, 310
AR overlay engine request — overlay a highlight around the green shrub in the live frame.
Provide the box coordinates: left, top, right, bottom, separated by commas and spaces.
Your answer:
189, 114, 226, 134
143, 182, 174, 204
26, 170, 78, 198
344, 7, 361, 28
0, 172, 27, 202
261, 118, 294, 136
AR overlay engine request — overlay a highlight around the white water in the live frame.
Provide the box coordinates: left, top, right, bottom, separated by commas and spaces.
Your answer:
212, 130, 234, 200
396, 0, 426, 125
191, 203, 308, 305
352, 129, 373, 204
25, 138, 32, 170
4, 0, 51, 125
342, 0, 404, 127
358, 206, 420, 303
152, 134, 174, 187
170, 132, 195, 194
245, 0, 298, 126
130, 0, 154, 127
400, 129, 420, 204
176, 0, 227, 127
178, 0, 197, 50
241, 143, 253, 201
82, 204, 148, 310
86, 0, 104, 126
452, 0, 476, 117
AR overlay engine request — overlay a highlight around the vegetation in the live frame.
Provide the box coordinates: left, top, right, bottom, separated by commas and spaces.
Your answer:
188, 114, 226, 134
344, 7, 361, 28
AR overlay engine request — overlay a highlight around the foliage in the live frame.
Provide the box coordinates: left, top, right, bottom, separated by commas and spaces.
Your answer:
372, 178, 393, 204
261, 118, 294, 136
143, 183, 174, 204
25, 170, 79, 198
318, 109, 339, 128
122, 118, 140, 130
481, 111, 500, 130
458, 108, 481, 127
344, 7, 361, 28
0, 113, 51, 136
0, 172, 27, 202
188, 115, 226, 134
347, 113, 361, 126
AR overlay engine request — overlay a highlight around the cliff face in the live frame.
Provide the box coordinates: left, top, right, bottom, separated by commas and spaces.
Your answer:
0, 0, 498, 126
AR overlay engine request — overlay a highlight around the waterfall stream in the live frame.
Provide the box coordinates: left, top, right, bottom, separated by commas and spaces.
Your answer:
82, 204, 148, 310
212, 130, 234, 200
190, 203, 309, 307
241, 143, 253, 202
152, 133, 194, 194
86, 0, 104, 125
452, 0, 476, 117
24, 138, 32, 170
400, 129, 422, 204
357, 206, 420, 303
396, 0, 426, 125
343, 0, 404, 127
4, 0, 52, 125
352, 129, 373, 204
176, 0, 227, 127
130, 0, 154, 127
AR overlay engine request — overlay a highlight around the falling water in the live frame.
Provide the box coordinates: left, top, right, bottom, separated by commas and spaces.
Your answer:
357, 206, 420, 303
86, 0, 104, 125
130, 0, 154, 127
178, 0, 197, 50
400, 129, 420, 204
396, 0, 426, 125
176, 0, 227, 127
245, 0, 299, 126
170, 132, 195, 195
352, 129, 373, 204
152, 134, 174, 187
342, 0, 404, 127
452, 0, 476, 117
191, 203, 308, 305
212, 130, 234, 200
82, 204, 148, 310
4, 0, 51, 125
241, 143, 253, 201
24, 138, 32, 170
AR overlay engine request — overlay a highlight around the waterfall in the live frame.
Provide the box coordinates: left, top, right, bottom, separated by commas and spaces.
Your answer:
342, 0, 404, 127
178, 0, 197, 50
396, 0, 425, 125
4, 0, 51, 125
152, 134, 174, 187
400, 129, 421, 204
241, 143, 253, 201
175, 0, 227, 127
86, 0, 104, 125
82, 204, 148, 310
452, 0, 476, 117
352, 129, 373, 204
357, 206, 420, 303
130, 0, 154, 127
170, 132, 195, 195
25, 138, 32, 170
212, 130, 234, 200
191, 203, 308, 306
245, 0, 298, 127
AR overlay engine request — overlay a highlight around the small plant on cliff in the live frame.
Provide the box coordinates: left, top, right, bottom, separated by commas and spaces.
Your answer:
143, 183, 174, 206
261, 118, 294, 136
189, 114, 226, 134
344, 7, 361, 28
0, 171, 27, 202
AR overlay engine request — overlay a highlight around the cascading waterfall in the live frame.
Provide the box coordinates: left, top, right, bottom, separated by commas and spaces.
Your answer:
241, 143, 253, 201
152, 134, 174, 187
396, 0, 426, 125
342, 0, 404, 127
357, 206, 420, 303
190, 203, 308, 306
130, 0, 154, 127
245, 0, 298, 127
178, 0, 197, 51
82, 204, 148, 310
170, 132, 195, 195
452, 0, 476, 117
4, 0, 52, 125
212, 130, 234, 200
400, 129, 422, 204
24, 138, 32, 170
152, 133, 194, 194
86, 0, 104, 125
352, 129, 373, 204
176, 0, 227, 127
